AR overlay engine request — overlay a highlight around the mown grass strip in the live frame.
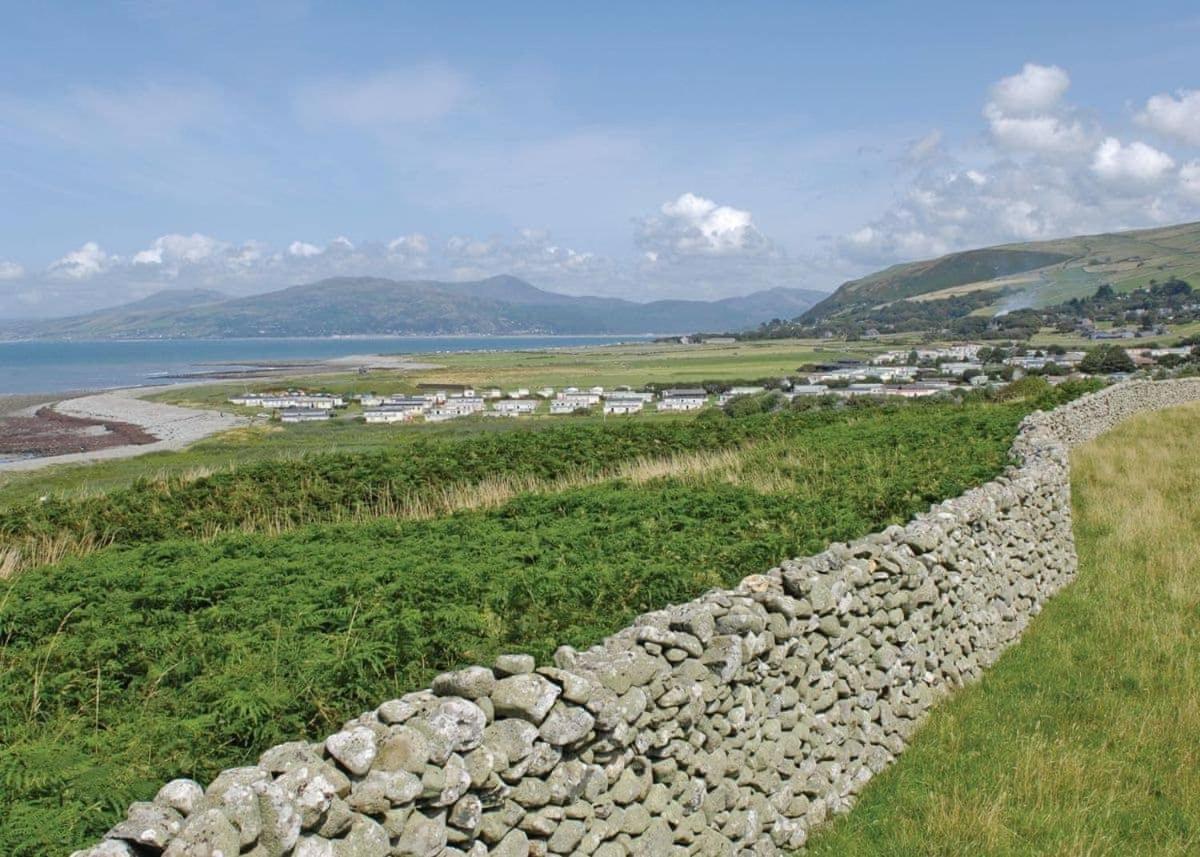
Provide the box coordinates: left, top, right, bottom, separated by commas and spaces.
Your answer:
805, 402, 1200, 857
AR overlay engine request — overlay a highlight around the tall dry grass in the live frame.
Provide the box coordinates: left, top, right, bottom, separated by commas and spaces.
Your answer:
0, 443, 767, 578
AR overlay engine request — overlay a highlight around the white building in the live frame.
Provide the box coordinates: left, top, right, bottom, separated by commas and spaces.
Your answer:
363, 406, 419, 424
843, 383, 885, 396
230, 393, 345, 409
493, 399, 538, 416
444, 395, 485, 414
603, 399, 644, 415
787, 384, 830, 396
556, 391, 601, 408
717, 386, 765, 405
280, 409, 331, 423
659, 389, 708, 411
550, 400, 583, 415
604, 389, 654, 402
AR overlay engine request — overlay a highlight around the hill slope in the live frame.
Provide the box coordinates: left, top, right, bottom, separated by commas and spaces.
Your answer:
802, 221, 1200, 326
0, 277, 826, 339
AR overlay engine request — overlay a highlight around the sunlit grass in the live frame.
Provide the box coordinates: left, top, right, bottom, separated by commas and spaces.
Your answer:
805, 401, 1200, 856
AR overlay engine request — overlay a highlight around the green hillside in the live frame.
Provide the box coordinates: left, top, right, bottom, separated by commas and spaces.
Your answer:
802, 221, 1200, 325
0, 276, 826, 339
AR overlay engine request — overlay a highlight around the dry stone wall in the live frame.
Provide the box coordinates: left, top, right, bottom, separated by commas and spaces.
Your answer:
76, 380, 1200, 857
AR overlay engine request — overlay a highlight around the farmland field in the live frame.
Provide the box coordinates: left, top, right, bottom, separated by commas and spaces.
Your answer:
0, 396, 1048, 855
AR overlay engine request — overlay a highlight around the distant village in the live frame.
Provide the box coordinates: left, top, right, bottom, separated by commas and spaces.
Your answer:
227, 340, 1197, 425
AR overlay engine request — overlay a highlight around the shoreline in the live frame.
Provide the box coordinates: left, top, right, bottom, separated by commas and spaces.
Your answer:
0, 385, 250, 473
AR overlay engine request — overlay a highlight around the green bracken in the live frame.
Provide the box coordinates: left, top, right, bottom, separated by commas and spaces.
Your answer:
0, 401, 1033, 854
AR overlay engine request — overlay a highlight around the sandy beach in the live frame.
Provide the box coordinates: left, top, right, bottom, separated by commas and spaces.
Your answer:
0, 352, 437, 474
0, 386, 248, 473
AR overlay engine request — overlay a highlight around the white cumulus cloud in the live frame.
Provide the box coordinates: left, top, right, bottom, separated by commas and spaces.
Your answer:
984, 108, 1091, 154
288, 241, 323, 258
638, 192, 770, 258
983, 63, 1091, 155
1138, 89, 1200, 146
387, 233, 430, 255
1091, 137, 1176, 188
132, 233, 223, 266
0, 261, 24, 280
989, 63, 1071, 114
47, 242, 113, 279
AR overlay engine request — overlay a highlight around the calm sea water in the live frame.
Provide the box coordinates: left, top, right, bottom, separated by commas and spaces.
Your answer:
0, 336, 646, 396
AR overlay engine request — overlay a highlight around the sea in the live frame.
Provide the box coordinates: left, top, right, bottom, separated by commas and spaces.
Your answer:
0, 336, 648, 396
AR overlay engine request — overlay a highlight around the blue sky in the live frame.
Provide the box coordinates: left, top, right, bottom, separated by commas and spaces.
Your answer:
2, 1, 1200, 316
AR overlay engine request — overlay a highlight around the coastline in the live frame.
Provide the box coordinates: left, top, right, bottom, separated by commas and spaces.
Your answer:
0, 385, 249, 473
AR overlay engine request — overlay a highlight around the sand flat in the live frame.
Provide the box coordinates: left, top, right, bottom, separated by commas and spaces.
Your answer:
0, 387, 247, 472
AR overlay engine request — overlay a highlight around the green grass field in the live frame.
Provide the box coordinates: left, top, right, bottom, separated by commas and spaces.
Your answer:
147, 338, 891, 407
0, 338, 890, 504
0, 401, 1029, 855
805, 401, 1200, 856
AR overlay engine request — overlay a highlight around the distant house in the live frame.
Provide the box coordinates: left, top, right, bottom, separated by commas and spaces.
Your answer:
787, 384, 829, 397
603, 399, 643, 415
717, 386, 765, 405
887, 383, 949, 398
659, 388, 708, 411
443, 395, 485, 415
536, 386, 556, 398
493, 399, 538, 416
482, 388, 503, 399
843, 383, 884, 396
557, 391, 601, 408
363, 406, 419, 424
230, 393, 344, 409
604, 389, 654, 403
550, 400, 582, 415
280, 409, 330, 423
378, 396, 429, 413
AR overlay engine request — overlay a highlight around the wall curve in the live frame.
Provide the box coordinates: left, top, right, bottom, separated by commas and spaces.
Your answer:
74, 379, 1200, 857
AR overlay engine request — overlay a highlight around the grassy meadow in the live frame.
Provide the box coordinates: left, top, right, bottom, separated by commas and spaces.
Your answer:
805, 401, 1200, 856
0, 337, 887, 504
0, 399, 1033, 855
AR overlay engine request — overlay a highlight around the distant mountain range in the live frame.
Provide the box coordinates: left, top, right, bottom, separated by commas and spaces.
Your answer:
0, 276, 826, 340
801, 221, 1200, 326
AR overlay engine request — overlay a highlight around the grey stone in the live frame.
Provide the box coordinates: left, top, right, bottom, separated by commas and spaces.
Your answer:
155, 779, 204, 816
494, 653, 537, 676
427, 697, 488, 752
395, 810, 448, 857
106, 802, 183, 850
483, 718, 539, 763
493, 828, 530, 857
375, 725, 430, 773
325, 726, 377, 775
162, 809, 240, 857
432, 666, 497, 699
538, 701, 595, 745
491, 674, 561, 723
